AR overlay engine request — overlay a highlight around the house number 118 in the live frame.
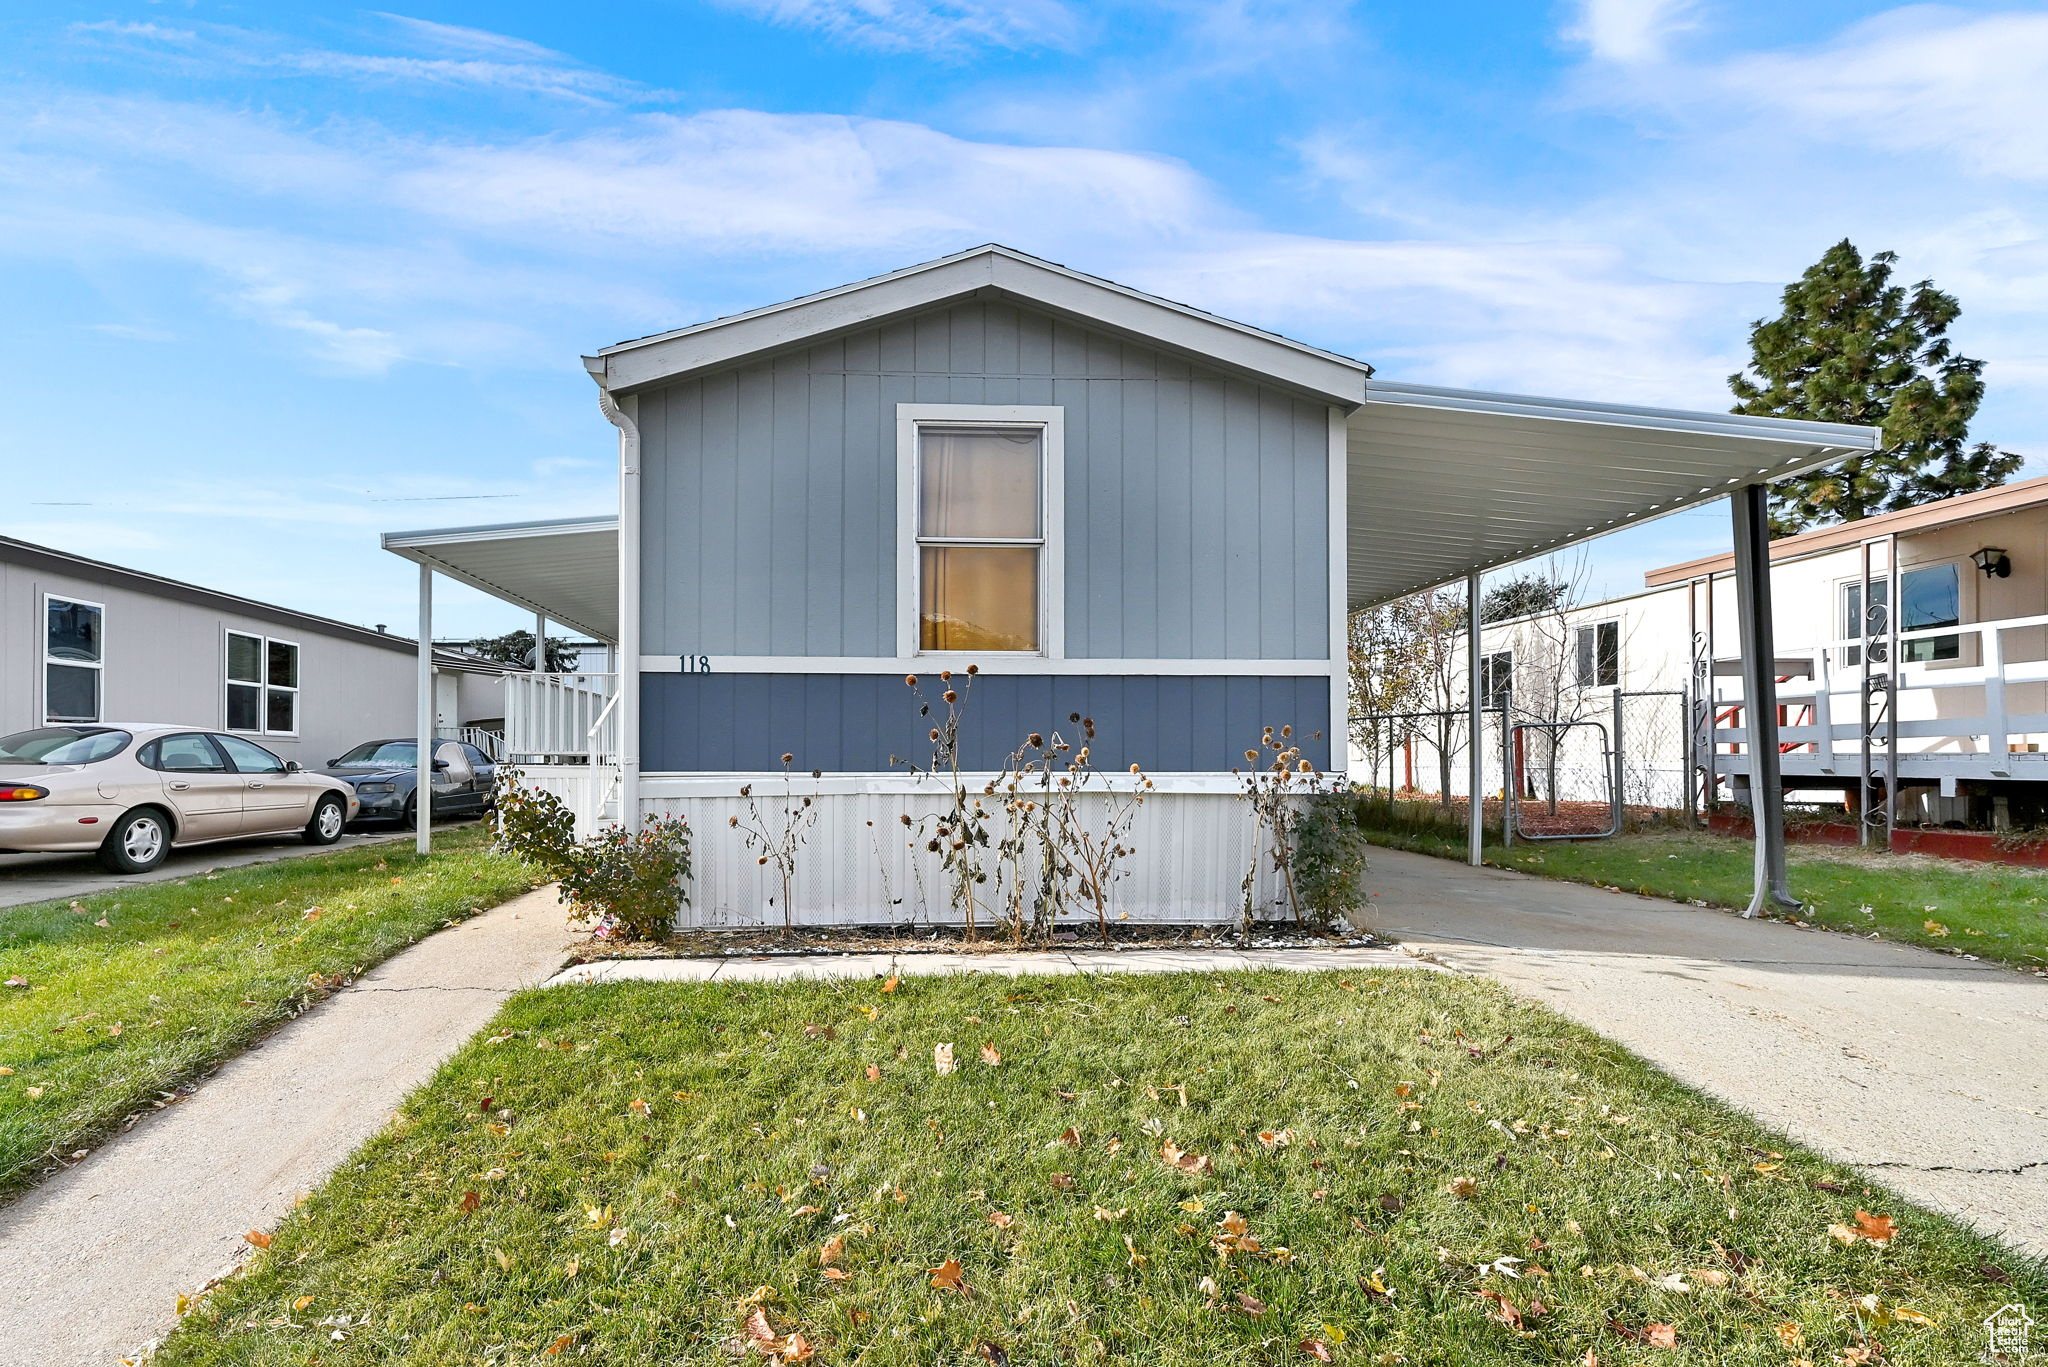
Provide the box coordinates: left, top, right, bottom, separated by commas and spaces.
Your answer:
680, 654, 713, 673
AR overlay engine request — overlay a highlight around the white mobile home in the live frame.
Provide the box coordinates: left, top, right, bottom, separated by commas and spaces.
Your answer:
1438, 476, 2048, 833
2, 535, 510, 768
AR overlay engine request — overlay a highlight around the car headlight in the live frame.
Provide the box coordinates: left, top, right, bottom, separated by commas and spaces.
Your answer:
358, 782, 398, 794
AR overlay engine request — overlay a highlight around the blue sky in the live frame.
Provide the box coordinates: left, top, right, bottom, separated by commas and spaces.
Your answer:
4, 0, 2046, 637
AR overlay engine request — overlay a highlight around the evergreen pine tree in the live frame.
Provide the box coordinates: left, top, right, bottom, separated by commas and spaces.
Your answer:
1730, 239, 2020, 535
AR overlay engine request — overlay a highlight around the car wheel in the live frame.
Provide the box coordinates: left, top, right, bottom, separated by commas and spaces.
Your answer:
304, 794, 347, 846
98, 807, 171, 874
400, 794, 418, 830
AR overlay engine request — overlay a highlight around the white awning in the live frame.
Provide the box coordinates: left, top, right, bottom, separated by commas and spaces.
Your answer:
381, 516, 619, 640
1345, 382, 1878, 607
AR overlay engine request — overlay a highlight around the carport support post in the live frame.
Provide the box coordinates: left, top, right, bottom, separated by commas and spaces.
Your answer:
415, 563, 434, 856
1730, 484, 1797, 916
1466, 572, 1484, 867
533, 614, 547, 673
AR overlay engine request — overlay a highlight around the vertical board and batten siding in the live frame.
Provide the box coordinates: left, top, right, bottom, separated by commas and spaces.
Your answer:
636, 298, 1332, 662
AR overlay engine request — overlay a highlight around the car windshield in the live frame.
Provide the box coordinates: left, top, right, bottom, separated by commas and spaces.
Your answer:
334, 741, 417, 766
0, 727, 132, 765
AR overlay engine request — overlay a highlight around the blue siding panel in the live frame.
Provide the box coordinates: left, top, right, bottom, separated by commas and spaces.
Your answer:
643, 673, 1331, 773
636, 298, 1330, 663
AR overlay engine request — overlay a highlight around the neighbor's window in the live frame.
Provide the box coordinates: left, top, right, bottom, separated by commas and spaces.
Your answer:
1480, 651, 1513, 710
44, 596, 104, 724
917, 426, 1043, 652
226, 631, 301, 734
1841, 565, 1962, 664
1574, 621, 1620, 688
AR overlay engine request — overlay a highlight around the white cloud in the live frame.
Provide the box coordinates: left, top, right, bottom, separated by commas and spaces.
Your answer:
389, 110, 1218, 254
372, 13, 571, 63
1711, 7, 2048, 179
64, 14, 638, 104
714, 0, 1081, 53
1563, 0, 1698, 64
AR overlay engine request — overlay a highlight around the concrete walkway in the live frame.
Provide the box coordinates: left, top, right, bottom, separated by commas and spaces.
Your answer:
1363, 846, 2048, 1256
0, 885, 572, 1367
546, 944, 1432, 988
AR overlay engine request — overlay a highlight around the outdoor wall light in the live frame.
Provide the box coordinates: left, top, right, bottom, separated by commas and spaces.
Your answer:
1971, 546, 2013, 579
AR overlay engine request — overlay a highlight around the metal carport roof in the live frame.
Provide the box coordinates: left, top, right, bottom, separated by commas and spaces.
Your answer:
1345, 381, 1879, 608
380, 515, 619, 641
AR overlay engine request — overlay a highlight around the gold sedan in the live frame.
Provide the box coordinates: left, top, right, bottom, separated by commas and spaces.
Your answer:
0, 724, 359, 874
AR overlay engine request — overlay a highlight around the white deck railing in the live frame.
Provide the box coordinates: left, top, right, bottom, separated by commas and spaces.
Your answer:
1712, 611, 2048, 777
503, 672, 619, 763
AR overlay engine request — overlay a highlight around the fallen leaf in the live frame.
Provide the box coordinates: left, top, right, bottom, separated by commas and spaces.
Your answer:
1234, 1292, 1267, 1317
1057, 1127, 1082, 1147
1299, 1340, 1333, 1361
1827, 1223, 1861, 1246
1093, 1206, 1128, 1222
1378, 1193, 1405, 1213
629, 1098, 652, 1116
881, 974, 899, 993
1852, 1210, 1897, 1244
980, 1042, 1002, 1066
1646, 1324, 1676, 1349
928, 1258, 970, 1293
865, 1064, 882, 1082
1160, 1140, 1212, 1175
1446, 1176, 1479, 1200
974, 1341, 1010, 1366
1924, 919, 1950, 937
459, 1190, 480, 1213
293, 1295, 315, 1312
1477, 1288, 1523, 1329
820, 1267, 851, 1281
564, 1258, 580, 1279
934, 1043, 957, 1076
744, 1306, 777, 1346
1257, 1128, 1296, 1150
1774, 1322, 1804, 1349
780, 1331, 815, 1361
243, 1230, 272, 1250
546, 1333, 575, 1355
1049, 1172, 1075, 1190
987, 1211, 1014, 1228
820, 1234, 845, 1265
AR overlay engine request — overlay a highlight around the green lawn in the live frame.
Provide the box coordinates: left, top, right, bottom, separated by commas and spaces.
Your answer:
1360, 820, 2048, 974
0, 825, 544, 1196
157, 970, 2038, 1366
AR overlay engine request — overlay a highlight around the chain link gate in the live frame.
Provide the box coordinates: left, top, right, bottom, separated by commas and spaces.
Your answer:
1355, 689, 1693, 842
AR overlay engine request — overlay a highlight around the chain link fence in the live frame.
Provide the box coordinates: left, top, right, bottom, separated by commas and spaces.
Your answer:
1352, 690, 1693, 839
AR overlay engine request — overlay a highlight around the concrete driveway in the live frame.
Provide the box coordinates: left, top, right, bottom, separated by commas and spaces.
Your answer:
1364, 846, 2048, 1256
0, 829, 414, 911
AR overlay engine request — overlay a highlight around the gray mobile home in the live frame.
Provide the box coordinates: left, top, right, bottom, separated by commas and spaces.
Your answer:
2, 535, 508, 768
385, 246, 1881, 924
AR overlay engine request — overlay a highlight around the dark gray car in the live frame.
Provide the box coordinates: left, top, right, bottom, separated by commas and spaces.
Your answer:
320, 738, 496, 827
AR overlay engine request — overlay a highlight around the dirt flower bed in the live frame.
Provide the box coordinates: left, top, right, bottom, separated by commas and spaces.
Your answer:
570, 920, 1388, 963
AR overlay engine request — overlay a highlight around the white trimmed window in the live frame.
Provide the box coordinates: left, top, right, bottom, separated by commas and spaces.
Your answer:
43, 595, 104, 724
1574, 620, 1620, 688
226, 631, 300, 735
898, 404, 1064, 658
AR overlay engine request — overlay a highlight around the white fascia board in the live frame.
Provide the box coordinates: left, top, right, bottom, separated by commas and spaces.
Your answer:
379, 515, 619, 550
592, 246, 1372, 406
1363, 380, 1882, 454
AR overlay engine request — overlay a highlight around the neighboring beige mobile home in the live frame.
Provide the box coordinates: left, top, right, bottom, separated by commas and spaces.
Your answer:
2, 535, 510, 768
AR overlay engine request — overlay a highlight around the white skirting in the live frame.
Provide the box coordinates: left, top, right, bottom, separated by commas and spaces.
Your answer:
520, 769, 1294, 928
